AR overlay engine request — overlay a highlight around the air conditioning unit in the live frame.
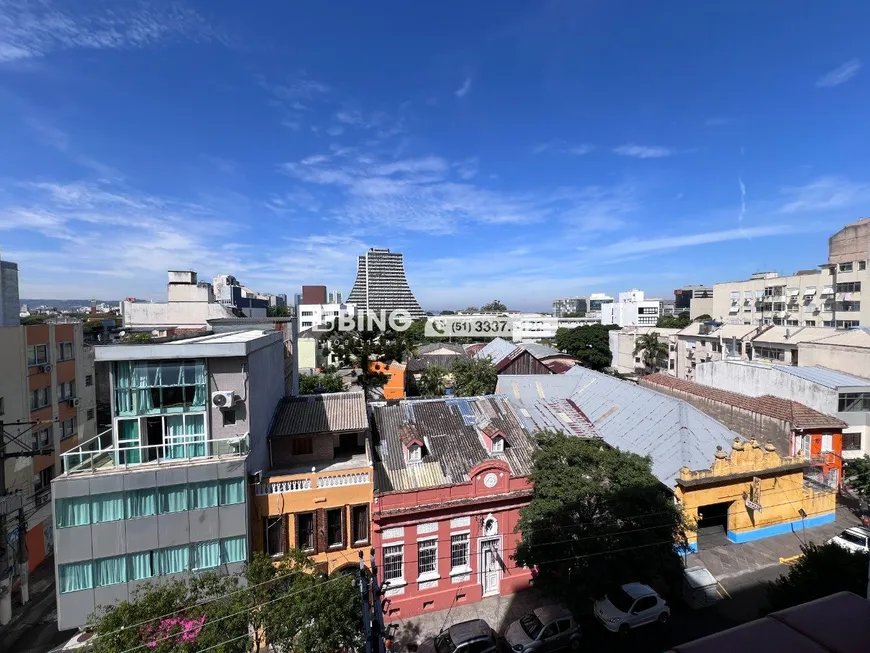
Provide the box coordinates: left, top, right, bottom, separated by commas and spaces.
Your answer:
40, 364, 52, 373
68, 398, 80, 408
211, 391, 236, 409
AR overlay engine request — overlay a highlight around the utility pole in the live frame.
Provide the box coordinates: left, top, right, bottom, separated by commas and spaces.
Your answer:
359, 551, 372, 653
370, 548, 386, 653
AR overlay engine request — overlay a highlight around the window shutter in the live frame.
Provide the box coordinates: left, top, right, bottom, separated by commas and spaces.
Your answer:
315, 509, 327, 554
281, 514, 288, 555
341, 506, 348, 548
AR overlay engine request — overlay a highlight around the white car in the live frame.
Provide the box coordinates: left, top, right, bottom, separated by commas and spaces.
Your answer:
593, 583, 669, 634
828, 526, 870, 554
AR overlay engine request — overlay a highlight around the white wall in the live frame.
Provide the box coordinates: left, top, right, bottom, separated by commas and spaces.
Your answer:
122, 300, 234, 328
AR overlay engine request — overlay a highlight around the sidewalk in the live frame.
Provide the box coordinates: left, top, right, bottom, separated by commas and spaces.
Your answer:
685, 505, 859, 581
0, 556, 68, 653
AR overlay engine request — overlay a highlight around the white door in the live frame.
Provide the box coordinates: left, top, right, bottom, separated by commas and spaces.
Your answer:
481, 540, 499, 596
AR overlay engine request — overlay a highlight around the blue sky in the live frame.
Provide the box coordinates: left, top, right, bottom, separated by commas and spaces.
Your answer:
0, 0, 868, 311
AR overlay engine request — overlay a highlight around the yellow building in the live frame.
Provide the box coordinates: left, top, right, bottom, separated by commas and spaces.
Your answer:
676, 437, 837, 551
252, 392, 373, 573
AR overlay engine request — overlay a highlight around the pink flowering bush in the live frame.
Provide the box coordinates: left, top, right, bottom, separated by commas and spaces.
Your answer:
140, 614, 206, 648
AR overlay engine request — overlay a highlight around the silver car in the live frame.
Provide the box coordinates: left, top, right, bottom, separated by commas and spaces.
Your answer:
593, 583, 669, 634
504, 605, 581, 653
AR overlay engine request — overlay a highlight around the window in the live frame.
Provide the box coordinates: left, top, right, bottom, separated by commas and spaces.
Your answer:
301, 322, 312, 328
87, 408, 95, 421
30, 387, 50, 411
417, 539, 437, 577
32, 427, 52, 450
35, 466, 53, 505
59, 561, 94, 593
711, 342, 721, 353
837, 320, 861, 329
491, 436, 505, 454
96, 556, 127, 587
409, 443, 422, 462
804, 320, 816, 327
158, 545, 190, 575
839, 262, 853, 272
27, 344, 48, 367
222, 409, 236, 426
61, 416, 77, 439
352, 505, 369, 544
450, 533, 470, 572
383, 544, 404, 582
159, 485, 188, 513
58, 380, 75, 401
824, 321, 834, 327
835, 302, 861, 312
129, 552, 154, 580
112, 359, 206, 417
326, 508, 344, 547
301, 311, 313, 316
843, 433, 862, 451
786, 320, 799, 326
753, 347, 786, 361
634, 596, 657, 612
773, 302, 785, 312
57, 341, 74, 361
92, 492, 124, 523
292, 437, 313, 456
56, 497, 91, 528
85, 374, 93, 387
265, 516, 285, 557
0, 396, 4, 416
221, 536, 247, 564
838, 392, 870, 412
126, 488, 157, 519
861, 261, 867, 271
189, 482, 218, 509
219, 478, 245, 505
821, 433, 834, 453
192, 541, 220, 570
836, 282, 862, 293
296, 512, 315, 550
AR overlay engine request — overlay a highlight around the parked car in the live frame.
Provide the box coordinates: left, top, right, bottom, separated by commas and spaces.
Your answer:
504, 605, 581, 652
418, 619, 502, 653
828, 526, 870, 554
593, 583, 670, 634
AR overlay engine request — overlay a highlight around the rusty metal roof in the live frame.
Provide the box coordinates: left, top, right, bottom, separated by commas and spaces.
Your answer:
269, 392, 368, 436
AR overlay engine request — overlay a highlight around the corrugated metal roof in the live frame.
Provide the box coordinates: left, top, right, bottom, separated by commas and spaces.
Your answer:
418, 343, 467, 355
406, 353, 468, 372
371, 395, 537, 493
500, 369, 743, 488
518, 343, 560, 358
769, 365, 870, 389
270, 392, 368, 436
474, 337, 518, 364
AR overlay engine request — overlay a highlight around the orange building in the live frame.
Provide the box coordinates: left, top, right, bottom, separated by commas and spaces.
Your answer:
252, 392, 373, 573
370, 360, 406, 400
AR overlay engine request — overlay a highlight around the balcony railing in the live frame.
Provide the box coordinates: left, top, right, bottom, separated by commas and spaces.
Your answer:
318, 471, 371, 488
61, 429, 250, 474
255, 471, 371, 495
256, 478, 313, 495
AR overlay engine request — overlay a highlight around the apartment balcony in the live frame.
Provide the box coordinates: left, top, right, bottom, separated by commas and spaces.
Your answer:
60, 429, 250, 475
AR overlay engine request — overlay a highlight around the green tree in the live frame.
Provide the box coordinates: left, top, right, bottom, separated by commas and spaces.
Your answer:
633, 332, 670, 374
481, 300, 507, 312
514, 432, 687, 608
766, 542, 868, 612
439, 310, 456, 315
20, 315, 46, 325
844, 455, 870, 501
321, 323, 414, 399
299, 373, 345, 395
562, 312, 586, 318
656, 312, 691, 329
554, 324, 618, 371
419, 365, 448, 397
451, 357, 498, 396
267, 305, 291, 317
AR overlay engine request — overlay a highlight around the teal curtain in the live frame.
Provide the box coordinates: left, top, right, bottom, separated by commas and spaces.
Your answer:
221, 536, 246, 564
159, 485, 188, 514
125, 488, 156, 519
219, 479, 245, 505
134, 363, 153, 413
92, 492, 124, 523
189, 482, 218, 509
166, 415, 185, 459
114, 362, 134, 415
192, 362, 206, 407
158, 545, 189, 575
96, 556, 127, 586
129, 552, 153, 580
57, 497, 91, 528
193, 541, 220, 570
186, 414, 205, 458
117, 419, 141, 465
60, 561, 93, 593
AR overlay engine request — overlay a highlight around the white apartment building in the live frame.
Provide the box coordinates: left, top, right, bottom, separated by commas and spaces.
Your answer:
608, 327, 681, 375
551, 297, 587, 317
122, 271, 235, 332
585, 293, 614, 320
710, 219, 870, 329
601, 289, 660, 327
297, 303, 357, 331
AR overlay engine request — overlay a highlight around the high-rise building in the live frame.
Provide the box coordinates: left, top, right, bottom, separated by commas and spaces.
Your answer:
1, 255, 19, 327
327, 290, 342, 304
586, 293, 614, 319
552, 297, 587, 317
601, 289, 661, 327
346, 248, 424, 317
301, 285, 327, 305
50, 329, 285, 629
674, 285, 713, 312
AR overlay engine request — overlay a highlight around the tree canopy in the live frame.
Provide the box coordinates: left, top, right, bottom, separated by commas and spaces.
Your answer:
299, 372, 345, 395
418, 365, 449, 397
514, 432, 687, 607
554, 324, 619, 371
451, 357, 498, 396
633, 332, 669, 374
87, 551, 363, 653
656, 312, 691, 329
481, 300, 507, 312
766, 542, 868, 613
844, 455, 870, 502
267, 305, 291, 317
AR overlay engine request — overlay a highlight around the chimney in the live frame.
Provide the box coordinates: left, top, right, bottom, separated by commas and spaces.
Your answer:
785, 328, 791, 340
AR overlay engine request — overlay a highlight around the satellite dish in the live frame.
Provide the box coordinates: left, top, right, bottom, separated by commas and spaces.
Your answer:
119, 330, 126, 337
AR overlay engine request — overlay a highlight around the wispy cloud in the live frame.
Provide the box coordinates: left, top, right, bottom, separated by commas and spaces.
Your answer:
613, 144, 673, 159
815, 59, 862, 88
738, 175, 746, 223
531, 140, 594, 156
0, 0, 228, 62
455, 76, 472, 98
779, 176, 870, 213
601, 225, 801, 257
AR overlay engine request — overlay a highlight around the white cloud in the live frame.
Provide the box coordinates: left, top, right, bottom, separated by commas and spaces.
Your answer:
455, 76, 472, 98
568, 144, 594, 156
779, 176, 870, 213
0, 0, 228, 62
816, 59, 861, 88
601, 225, 801, 257
326, 126, 344, 136
453, 157, 479, 180
531, 141, 594, 156
613, 144, 673, 158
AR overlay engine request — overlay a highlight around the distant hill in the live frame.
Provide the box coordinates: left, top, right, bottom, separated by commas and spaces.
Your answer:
19, 299, 120, 311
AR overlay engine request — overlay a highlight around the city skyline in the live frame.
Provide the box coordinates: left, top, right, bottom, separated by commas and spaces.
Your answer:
0, 1, 868, 310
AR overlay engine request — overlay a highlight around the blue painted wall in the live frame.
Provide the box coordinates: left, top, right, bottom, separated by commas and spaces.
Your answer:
727, 512, 836, 544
